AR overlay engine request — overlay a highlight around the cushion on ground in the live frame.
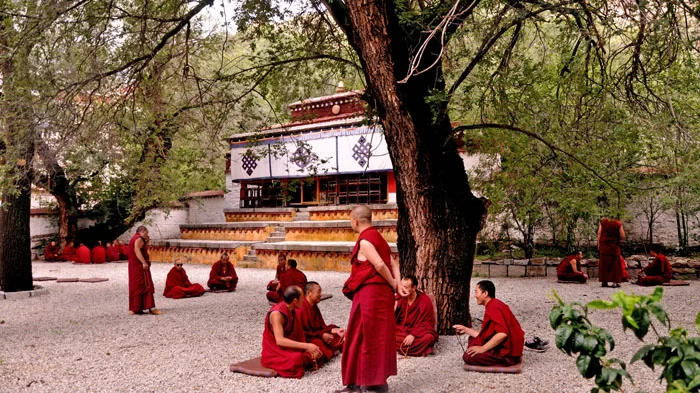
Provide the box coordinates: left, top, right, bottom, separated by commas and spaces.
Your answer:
229, 357, 278, 378
79, 278, 109, 283
33, 277, 57, 281
556, 280, 585, 284
463, 362, 522, 374
662, 280, 690, 286
320, 293, 333, 301
56, 278, 80, 283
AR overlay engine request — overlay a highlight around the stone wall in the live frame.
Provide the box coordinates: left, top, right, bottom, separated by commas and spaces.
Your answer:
186, 195, 226, 224
118, 208, 189, 242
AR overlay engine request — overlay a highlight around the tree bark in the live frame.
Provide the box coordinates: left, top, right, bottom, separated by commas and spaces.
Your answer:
341, 0, 484, 333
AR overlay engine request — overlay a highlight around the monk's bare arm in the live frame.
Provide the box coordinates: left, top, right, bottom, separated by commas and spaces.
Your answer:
359, 240, 396, 290
134, 238, 148, 269
391, 255, 408, 296
570, 260, 579, 273
481, 332, 507, 351
597, 224, 602, 242
270, 312, 322, 357
619, 225, 626, 240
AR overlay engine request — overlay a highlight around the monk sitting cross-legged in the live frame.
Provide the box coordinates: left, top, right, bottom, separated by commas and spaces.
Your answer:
557, 251, 588, 283
266, 253, 287, 291
208, 252, 238, 291
267, 259, 307, 303
636, 244, 673, 286
76, 243, 92, 264
91, 241, 106, 264
395, 275, 438, 357
163, 259, 206, 299
298, 281, 345, 364
454, 280, 525, 367
261, 285, 324, 378
62, 241, 78, 262
106, 242, 119, 262
44, 241, 62, 262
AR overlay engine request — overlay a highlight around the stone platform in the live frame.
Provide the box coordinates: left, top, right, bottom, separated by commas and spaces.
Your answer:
148, 240, 258, 265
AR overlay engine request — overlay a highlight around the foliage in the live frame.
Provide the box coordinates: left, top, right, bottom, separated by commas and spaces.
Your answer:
550, 288, 700, 392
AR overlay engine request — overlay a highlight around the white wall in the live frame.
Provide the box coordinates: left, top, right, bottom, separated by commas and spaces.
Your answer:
187, 196, 226, 224
118, 208, 189, 242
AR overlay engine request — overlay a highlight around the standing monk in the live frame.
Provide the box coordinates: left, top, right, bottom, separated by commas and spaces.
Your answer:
127, 226, 161, 315
338, 205, 403, 393
598, 218, 625, 288
395, 275, 438, 357
556, 251, 588, 283
163, 259, 206, 299
207, 252, 238, 291
636, 244, 673, 286
299, 281, 345, 364
44, 241, 62, 262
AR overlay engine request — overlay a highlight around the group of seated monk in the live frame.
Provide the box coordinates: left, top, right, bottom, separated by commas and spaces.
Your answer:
163, 252, 239, 299
44, 239, 128, 263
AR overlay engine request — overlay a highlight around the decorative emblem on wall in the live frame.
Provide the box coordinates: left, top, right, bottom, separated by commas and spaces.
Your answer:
292, 145, 317, 170
352, 136, 372, 167
241, 154, 258, 176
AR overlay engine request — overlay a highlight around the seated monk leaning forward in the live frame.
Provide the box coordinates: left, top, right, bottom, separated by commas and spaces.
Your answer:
44, 241, 62, 262
454, 280, 525, 367
267, 253, 287, 291
636, 244, 673, 286
557, 251, 588, 283
207, 252, 238, 291
267, 259, 307, 303
163, 259, 206, 299
298, 281, 345, 363
261, 286, 324, 378
395, 275, 438, 357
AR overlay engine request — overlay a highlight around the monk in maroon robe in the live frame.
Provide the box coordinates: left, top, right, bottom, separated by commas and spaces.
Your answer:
117, 240, 129, 260
395, 275, 438, 357
338, 206, 404, 393
44, 241, 62, 262
455, 280, 525, 367
91, 241, 106, 264
298, 281, 345, 363
127, 226, 160, 315
76, 243, 92, 264
267, 253, 287, 291
261, 286, 323, 378
62, 241, 78, 262
268, 259, 308, 303
207, 252, 238, 291
106, 242, 119, 262
637, 244, 673, 286
598, 218, 625, 288
557, 251, 588, 283
163, 260, 206, 299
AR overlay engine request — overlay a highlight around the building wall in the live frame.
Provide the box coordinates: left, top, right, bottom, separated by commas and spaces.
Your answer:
117, 208, 189, 242
187, 196, 226, 224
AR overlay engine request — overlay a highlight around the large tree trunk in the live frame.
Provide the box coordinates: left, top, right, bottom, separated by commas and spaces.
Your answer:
343, 0, 484, 333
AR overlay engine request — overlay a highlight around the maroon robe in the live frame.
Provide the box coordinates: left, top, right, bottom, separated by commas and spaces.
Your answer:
268, 268, 307, 303
76, 245, 92, 264
599, 219, 623, 284
62, 245, 78, 262
395, 292, 438, 356
119, 244, 129, 260
638, 253, 673, 286
207, 260, 238, 291
44, 243, 62, 262
342, 226, 397, 387
298, 298, 342, 361
106, 245, 119, 262
261, 302, 313, 378
463, 298, 525, 366
267, 263, 287, 291
557, 255, 587, 283
163, 267, 205, 299
127, 234, 156, 313
91, 246, 106, 264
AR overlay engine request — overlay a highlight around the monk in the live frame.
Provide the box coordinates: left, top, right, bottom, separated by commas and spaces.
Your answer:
76, 243, 92, 264
44, 241, 62, 262
267, 259, 307, 303
636, 244, 673, 286
556, 251, 588, 283
267, 253, 287, 291
454, 280, 525, 367
117, 240, 129, 260
298, 281, 345, 363
598, 218, 625, 288
395, 275, 438, 357
62, 241, 78, 262
163, 259, 206, 299
207, 252, 238, 291
91, 241, 106, 264
261, 285, 323, 378
338, 205, 403, 393
127, 226, 161, 315
106, 242, 119, 262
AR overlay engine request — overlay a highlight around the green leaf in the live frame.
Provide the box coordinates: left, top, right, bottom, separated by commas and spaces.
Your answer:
649, 286, 663, 303
631, 345, 655, 364
681, 360, 699, 379
583, 336, 598, 353
624, 314, 640, 329
549, 307, 564, 329
696, 311, 700, 335
556, 324, 574, 351
652, 349, 668, 365
688, 373, 700, 390
588, 299, 617, 310
647, 303, 668, 326
577, 354, 600, 379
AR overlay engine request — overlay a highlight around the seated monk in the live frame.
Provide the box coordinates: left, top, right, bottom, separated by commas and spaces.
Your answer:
163, 259, 206, 299
557, 251, 588, 283
261, 286, 323, 378
75, 243, 92, 264
207, 252, 238, 291
267, 253, 287, 292
298, 281, 345, 363
267, 259, 307, 303
395, 275, 438, 357
636, 244, 673, 286
117, 240, 129, 260
91, 241, 106, 264
454, 280, 525, 367
62, 241, 78, 262
106, 242, 119, 262
44, 241, 62, 262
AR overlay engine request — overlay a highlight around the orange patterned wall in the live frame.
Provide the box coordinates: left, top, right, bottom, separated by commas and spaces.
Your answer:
148, 246, 248, 265
180, 227, 274, 241
285, 227, 397, 243
225, 212, 295, 222
309, 209, 398, 221
254, 249, 399, 272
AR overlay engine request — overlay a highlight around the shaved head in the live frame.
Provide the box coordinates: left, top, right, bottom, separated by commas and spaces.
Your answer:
350, 205, 372, 223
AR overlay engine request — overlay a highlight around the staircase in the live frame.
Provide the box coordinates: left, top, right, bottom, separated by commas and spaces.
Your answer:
266, 226, 286, 243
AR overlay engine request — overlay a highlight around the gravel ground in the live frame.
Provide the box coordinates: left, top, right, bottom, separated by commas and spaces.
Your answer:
0, 261, 697, 393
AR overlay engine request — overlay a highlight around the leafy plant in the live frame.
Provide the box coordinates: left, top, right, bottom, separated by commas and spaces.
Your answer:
550, 288, 700, 393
